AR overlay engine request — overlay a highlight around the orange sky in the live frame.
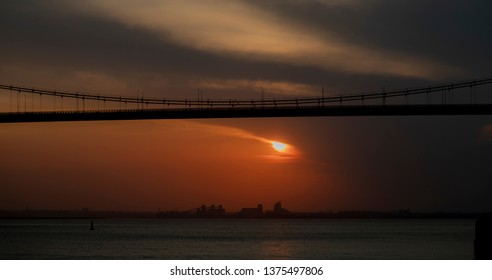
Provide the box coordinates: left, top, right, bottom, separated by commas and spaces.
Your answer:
1, 104, 492, 213
0, 120, 341, 212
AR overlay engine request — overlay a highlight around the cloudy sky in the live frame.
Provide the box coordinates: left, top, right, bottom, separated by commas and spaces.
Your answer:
1, 0, 492, 212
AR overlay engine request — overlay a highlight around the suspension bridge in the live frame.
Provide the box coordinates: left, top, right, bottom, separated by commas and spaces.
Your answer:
1, 77, 492, 123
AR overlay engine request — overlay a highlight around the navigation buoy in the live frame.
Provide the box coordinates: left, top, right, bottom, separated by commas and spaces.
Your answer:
90, 220, 95, 230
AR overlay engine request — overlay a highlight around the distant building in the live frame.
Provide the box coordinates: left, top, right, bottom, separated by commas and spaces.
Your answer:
238, 204, 263, 218
266, 202, 291, 217
196, 204, 226, 217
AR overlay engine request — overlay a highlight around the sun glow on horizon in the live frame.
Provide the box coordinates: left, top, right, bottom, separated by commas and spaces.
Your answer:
271, 141, 287, 152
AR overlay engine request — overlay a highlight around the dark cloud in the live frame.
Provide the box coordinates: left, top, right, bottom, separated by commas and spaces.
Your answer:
1, 1, 322, 93
249, 0, 492, 77
3, 0, 492, 90
0, 0, 439, 98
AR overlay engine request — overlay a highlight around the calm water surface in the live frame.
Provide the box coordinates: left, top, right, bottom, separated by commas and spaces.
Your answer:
0, 219, 474, 259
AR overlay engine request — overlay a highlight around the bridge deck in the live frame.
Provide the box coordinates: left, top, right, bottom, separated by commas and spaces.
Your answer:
1, 104, 492, 123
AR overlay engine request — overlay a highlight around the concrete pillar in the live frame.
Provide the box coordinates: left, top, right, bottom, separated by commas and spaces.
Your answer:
474, 218, 492, 259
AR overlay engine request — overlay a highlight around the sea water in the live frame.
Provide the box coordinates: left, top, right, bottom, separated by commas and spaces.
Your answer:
0, 218, 474, 259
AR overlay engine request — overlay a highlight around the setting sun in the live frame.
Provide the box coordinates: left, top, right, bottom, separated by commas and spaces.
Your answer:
271, 141, 287, 152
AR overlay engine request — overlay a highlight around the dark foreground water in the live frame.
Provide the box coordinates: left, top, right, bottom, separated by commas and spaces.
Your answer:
0, 218, 475, 259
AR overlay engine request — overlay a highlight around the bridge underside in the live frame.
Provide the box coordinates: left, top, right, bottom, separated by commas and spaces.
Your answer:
1, 104, 492, 123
